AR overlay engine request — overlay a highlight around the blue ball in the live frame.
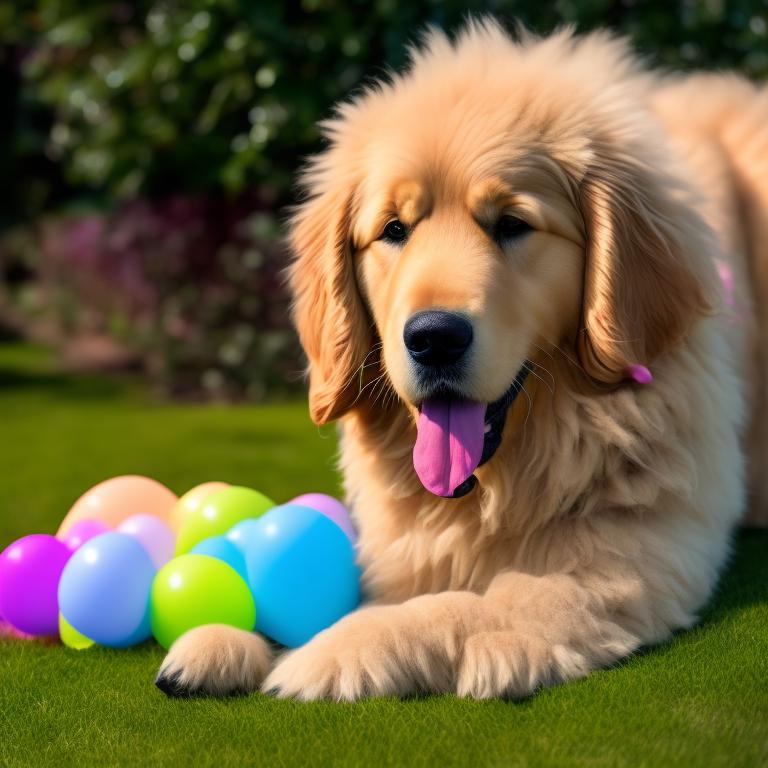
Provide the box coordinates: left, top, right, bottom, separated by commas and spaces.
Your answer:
225, 519, 262, 555
58, 532, 155, 647
244, 504, 361, 647
191, 536, 248, 581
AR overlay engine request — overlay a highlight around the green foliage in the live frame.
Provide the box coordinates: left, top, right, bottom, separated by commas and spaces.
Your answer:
1, 1, 766, 399
5, 0, 768, 215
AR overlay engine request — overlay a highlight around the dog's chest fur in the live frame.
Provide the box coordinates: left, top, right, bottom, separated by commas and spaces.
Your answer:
338, 325, 742, 604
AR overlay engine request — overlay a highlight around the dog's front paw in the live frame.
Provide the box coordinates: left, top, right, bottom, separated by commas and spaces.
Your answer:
156, 624, 273, 697
456, 629, 589, 699
262, 609, 397, 701
264, 607, 440, 701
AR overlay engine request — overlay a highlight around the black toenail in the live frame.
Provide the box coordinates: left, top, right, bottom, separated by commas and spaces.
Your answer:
155, 670, 193, 698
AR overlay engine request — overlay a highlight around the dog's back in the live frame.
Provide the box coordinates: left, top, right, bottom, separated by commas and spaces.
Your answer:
652, 75, 768, 525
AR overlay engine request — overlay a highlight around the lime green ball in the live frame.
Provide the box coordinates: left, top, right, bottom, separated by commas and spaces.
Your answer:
174, 486, 274, 555
150, 554, 256, 650
59, 612, 95, 650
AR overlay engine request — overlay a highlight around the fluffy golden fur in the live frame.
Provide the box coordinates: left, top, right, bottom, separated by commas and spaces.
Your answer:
158, 20, 768, 700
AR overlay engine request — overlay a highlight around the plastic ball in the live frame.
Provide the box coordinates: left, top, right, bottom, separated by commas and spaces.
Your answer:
59, 613, 94, 650
175, 486, 275, 555
190, 536, 248, 581
150, 554, 256, 650
58, 532, 155, 647
225, 519, 262, 554
0, 534, 71, 636
117, 514, 175, 569
169, 481, 229, 533
289, 493, 358, 543
58, 475, 178, 537
59, 519, 111, 551
245, 504, 361, 648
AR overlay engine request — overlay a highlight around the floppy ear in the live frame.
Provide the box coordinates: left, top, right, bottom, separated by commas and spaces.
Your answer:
287, 188, 375, 424
577, 147, 711, 384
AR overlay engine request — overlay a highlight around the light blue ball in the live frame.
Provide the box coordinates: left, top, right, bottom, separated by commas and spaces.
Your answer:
225, 519, 262, 555
191, 536, 248, 581
245, 504, 361, 647
58, 532, 155, 647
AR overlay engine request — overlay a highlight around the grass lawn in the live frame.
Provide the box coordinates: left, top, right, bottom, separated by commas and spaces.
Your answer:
0, 343, 766, 767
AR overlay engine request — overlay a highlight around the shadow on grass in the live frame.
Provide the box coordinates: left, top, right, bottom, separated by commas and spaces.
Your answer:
0, 365, 133, 401
0, 367, 125, 400
0, 342, 144, 402
699, 528, 768, 624
597, 527, 768, 676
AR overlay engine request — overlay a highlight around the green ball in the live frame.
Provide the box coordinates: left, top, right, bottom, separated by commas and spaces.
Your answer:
150, 554, 256, 650
174, 486, 274, 555
59, 612, 95, 650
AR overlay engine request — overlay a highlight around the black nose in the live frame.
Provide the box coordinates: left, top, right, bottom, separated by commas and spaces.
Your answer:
403, 311, 473, 367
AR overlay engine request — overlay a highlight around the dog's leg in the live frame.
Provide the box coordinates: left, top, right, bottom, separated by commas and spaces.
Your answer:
263, 592, 486, 701
262, 573, 644, 701
263, 514, 721, 701
156, 624, 273, 697
455, 571, 646, 699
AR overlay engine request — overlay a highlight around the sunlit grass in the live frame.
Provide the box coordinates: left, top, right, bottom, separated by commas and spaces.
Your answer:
0, 344, 766, 767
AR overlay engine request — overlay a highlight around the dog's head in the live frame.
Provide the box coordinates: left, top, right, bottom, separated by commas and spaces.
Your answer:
288, 21, 711, 497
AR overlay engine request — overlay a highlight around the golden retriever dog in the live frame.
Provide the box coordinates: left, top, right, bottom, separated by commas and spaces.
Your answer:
156, 19, 768, 700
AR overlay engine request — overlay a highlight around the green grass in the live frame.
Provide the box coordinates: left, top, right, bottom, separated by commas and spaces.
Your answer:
0, 343, 766, 767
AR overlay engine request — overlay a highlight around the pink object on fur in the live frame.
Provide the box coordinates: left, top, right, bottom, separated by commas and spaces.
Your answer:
715, 258, 736, 309
413, 400, 486, 496
627, 364, 653, 384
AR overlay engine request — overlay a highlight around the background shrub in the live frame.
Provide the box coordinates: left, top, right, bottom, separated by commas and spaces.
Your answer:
1, 0, 766, 397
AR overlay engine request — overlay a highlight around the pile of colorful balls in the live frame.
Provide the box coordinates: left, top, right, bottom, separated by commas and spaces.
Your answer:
0, 476, 360, 650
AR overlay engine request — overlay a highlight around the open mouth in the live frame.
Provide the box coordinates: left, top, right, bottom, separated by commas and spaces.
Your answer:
412, 361, 532, 498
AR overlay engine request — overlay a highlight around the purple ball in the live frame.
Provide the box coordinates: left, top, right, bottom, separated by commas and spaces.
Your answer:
288, 493, 357, 544
60, 519, 111, 551
117, 514, 175, 569
0, 534, 72, 636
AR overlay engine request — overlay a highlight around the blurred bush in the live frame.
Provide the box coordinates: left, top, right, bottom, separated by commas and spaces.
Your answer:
9, 197, 299, 399
1, 0, 766, 397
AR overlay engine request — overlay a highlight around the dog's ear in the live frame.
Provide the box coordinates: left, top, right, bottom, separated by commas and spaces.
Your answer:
288, 187, 374, 424
577, 146, 711, 384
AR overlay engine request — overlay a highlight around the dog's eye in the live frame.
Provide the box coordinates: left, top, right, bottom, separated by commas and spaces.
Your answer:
494, 215, 533, 243
380, 219, 408, 244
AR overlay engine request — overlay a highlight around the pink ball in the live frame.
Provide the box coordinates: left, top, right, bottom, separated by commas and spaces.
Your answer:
289, 493, 358, 544
57, 475, 177, 537
60, 519, 111, 551
0, 534, 71, 636
117, 514, 175, 569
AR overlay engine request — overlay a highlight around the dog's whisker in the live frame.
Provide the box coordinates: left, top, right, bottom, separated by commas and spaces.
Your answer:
545, 341, 588, 379
529, 345, 558, 379
335, 343, 386, 411
368, 372, 396, 410
385, 386, 402, 411
520, 383, 533, 432
352, 343, 384, 386
382, 384, 400, 411
531, 343, 557, 363
532, 361, 556, 392
525, 362, 555, 396
357, 370, 388, 397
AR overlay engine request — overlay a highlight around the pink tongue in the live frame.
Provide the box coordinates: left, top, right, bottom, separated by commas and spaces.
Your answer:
413, 400, 486, 496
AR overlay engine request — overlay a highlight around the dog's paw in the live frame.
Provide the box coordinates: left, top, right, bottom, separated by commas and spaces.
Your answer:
156, 624, 273, 697
263, 607, 436, 701
456, 629, 589, 699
